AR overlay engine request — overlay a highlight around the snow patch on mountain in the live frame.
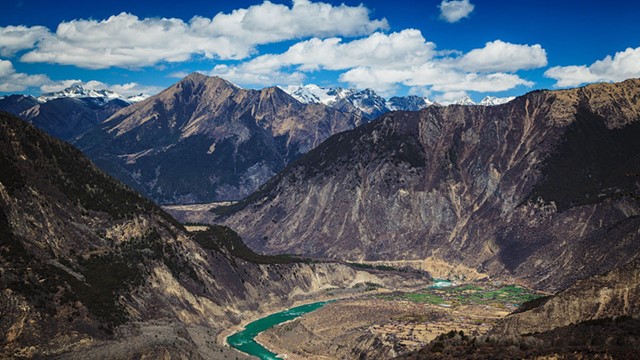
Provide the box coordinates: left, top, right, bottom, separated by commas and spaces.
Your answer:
283, 84, 439, 118
479, 96, 516, 106
38, 83, 148, 105
453, 96, 476, 106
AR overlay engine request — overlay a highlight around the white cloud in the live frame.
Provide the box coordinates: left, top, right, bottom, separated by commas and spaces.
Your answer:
107, 82, 163, 97
0, 59, 160, 97
545, 46, 640, 87
439, 0, 475, 23
16, 1, 386, 69
456, 40, 547, 72
242, 30, 435, 72
216, 30, 542, 95
204, 0, 388, 45
210, 64, 306, 87
0, 59, 50, 92
0, 25, 50, 57
435, 91, 468, 104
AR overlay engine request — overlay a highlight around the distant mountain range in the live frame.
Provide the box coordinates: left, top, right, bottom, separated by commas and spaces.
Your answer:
0, 83, 149, 141
38, 83, 149, 104
283, 84, 514, 118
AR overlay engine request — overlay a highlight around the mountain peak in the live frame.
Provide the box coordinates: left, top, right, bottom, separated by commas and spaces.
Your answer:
37, 83, 147, 104
182, 72, 208, 82
453, 96, 476, 105
479, 95, 516, 106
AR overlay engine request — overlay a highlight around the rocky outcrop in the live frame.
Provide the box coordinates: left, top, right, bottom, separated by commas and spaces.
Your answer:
216, 79, 640, 291
75, 73, 364, 204
494, 258, 640, 336
0, 112, 427, 359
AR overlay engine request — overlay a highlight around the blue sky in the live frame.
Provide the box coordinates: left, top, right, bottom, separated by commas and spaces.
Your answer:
1, 0, 639, 102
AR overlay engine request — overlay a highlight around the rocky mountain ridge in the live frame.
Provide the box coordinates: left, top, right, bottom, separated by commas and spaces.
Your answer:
38, 83, 148, 104
215, 79, 640, 291
74, 73, 364, 204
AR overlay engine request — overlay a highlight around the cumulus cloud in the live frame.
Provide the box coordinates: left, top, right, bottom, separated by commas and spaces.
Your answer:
0, 59, 160, 97
210, 63, 306, 87
204, 0, 388, 45
0, 59, 50, 92
0, 25, 50, 57
243, 30, 434, 72
439, 0, 475, 23
435, 91, 469, 104
214, 30, 544, 94
545, 46, 640, 87
17, 1, 387, 69
456, 40, 547, 72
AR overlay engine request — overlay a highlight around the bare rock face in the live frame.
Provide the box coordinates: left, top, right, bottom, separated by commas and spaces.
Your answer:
76, 73, 364, 204
0, 113, 426, 359
495, 258, 640, 336
216, 79, 640, 291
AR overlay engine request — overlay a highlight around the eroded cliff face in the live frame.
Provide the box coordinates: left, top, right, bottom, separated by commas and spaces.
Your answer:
217, 79, 640, 291
494, 258, 640, 337
0, 113, 427, 359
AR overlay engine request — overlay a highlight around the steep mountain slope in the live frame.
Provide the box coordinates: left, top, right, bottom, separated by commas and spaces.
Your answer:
0, 95, 128, 142
399, 259, 640, 359
76, 73, 363, 203
0, 95, 39, 115
496, 258, 640, 336
216, 79, 640, 291
0, 112, 427, 359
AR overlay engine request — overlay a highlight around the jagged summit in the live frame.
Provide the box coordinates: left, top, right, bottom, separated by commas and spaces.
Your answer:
284, 84, 433, 119
479, 95, 516, 106
284, 83, 518, 118
177, 72, 239, 89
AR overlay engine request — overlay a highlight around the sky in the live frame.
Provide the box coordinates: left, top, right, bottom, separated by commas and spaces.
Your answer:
1, 0, 639, 102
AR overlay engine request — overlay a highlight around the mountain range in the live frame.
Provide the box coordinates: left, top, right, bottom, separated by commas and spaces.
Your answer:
0, 82, 149, 142
284, 84, 514, 119
0, 74, 516, 204
214, 79, 640, 291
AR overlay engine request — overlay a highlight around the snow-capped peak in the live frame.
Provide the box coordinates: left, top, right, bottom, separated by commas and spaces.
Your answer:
453, 96, 476, 106
283, 84, 346, 105
479, 96, 516, 106
37, 83, 148, 105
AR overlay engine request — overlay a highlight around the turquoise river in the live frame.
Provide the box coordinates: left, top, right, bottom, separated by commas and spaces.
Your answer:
227, 301, 330, 359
